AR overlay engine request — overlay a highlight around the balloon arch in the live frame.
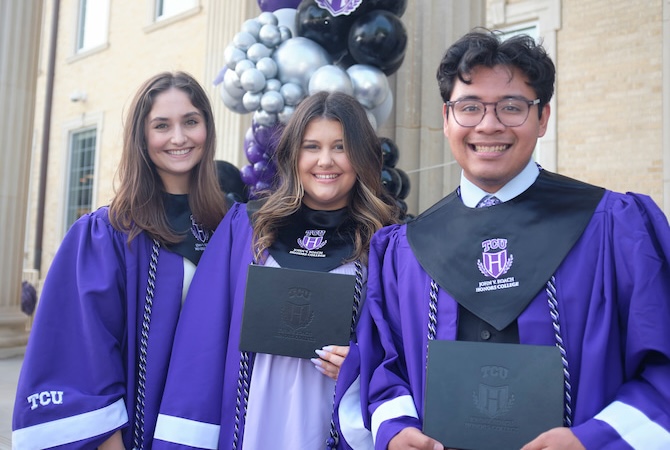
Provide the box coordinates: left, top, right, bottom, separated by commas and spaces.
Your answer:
214, 0, 411, 217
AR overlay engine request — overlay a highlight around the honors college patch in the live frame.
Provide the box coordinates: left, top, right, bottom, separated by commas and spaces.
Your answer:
475, 238, 519, 293
315, 0, 363, 16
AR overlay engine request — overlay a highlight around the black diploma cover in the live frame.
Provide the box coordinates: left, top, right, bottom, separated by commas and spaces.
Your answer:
423, 340, 564, 450
239, 265, 355, 359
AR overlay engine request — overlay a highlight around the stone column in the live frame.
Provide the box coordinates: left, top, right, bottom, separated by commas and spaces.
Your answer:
381, 0, 486, 215
0, 0, 44, 356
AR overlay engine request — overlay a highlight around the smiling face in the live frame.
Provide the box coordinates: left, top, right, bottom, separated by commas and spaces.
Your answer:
298, 117, 357, 211
145, 87, 206, 194
443, 65, 550, 193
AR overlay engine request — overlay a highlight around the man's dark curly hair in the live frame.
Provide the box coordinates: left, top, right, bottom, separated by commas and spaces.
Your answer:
437, 28, 555, 115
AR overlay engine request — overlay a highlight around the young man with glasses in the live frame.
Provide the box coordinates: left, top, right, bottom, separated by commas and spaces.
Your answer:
335, 30, 670, 450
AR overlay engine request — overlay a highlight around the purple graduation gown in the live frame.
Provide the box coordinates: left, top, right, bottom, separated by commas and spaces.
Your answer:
336, 190, 670, 449
154, 202, 356, 449
12, 207, 187, 449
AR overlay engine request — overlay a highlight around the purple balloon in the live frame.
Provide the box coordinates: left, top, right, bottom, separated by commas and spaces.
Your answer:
255, 180, 272, 192
245, 142, 268, 164
252, 121, 284, 151
253, 159, 276, 182
257, 0, 301, 12
240, 164, 257, 186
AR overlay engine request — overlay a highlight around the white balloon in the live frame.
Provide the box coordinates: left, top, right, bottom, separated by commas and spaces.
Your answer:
240, 68, 266, 93
278, 26, 292, 43
256, 57, 278, 79
308, 65, 354, 96
273, 37, 332, 91
261, 91, 285, 114
246, 42, 273, 63
347, 64, 390, 109
273, 8, 297, 38
233, 31, 257, 52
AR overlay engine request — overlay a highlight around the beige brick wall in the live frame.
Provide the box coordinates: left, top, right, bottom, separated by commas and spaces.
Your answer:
557, 0, 663, 203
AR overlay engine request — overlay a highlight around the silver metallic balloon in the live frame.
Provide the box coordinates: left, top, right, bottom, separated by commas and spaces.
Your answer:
278, 26, 292, 43
279, 82, 305, 106
253, 108, 278, 127
255, 57, 278, 80
257, 11, 278, 26
242, 91, 262, 111
370, 89, 394, 128
220, 84, 250, 114
259, 24, 282, 48
261, 90, 285, 114
264, 78, 282, 92
240, 18, 262, 40
278, 105, 295, 124
234, 59, 255, 78
233, 31, 257, 52
223, 69, 245, 98
365, 109, 378, 131
273, 8, 297, 38
223, 45, 247, 70
346, 64, 390, 109
308, 64, 354, 96
240, 67, 267, 93
246, 42, 273, 63
273, 37, 332, 91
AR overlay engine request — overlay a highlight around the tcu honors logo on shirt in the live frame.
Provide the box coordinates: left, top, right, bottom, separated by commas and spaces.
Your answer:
289, 229, 328, 258
27, 390, 64, 410
476, 238, 519, 293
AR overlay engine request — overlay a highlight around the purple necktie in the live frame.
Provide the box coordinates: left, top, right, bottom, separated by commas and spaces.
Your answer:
476, 195, 502, 208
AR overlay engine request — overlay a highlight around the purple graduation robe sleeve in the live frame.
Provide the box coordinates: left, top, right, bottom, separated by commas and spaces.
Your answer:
12, 207, 186, 449
154, 203, 255, 449
352, 192, 670, 450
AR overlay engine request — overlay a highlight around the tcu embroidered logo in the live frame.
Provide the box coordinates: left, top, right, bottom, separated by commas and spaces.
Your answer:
27, 391, 64, 410
477, 238, 514, 279
315, 0, 363, 16
297, 230, 327, 251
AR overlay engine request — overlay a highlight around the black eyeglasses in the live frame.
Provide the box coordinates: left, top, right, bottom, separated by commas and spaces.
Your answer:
446, 98, 541, 127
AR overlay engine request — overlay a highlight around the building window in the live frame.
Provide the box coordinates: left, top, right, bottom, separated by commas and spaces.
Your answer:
155, 0, 198, 21
65, 129, 96, 229
76, 0, 109, 53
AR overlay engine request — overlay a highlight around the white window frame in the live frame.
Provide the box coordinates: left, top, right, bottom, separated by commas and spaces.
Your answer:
145, 0, 200, 32
59, 112, 103, 239
73, 0, 110, 57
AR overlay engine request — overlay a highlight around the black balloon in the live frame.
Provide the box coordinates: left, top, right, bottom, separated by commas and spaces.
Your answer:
348, 10, 407, 75
396, 167, 410, 200
380, 137, 399, 167
381, 166, 402, 197
296, 0, 353, 59
352, 0, 408, 17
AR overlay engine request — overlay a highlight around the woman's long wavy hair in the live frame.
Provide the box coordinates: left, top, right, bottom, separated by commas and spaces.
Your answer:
252, 91, 399, 265
109, 71, 226, 245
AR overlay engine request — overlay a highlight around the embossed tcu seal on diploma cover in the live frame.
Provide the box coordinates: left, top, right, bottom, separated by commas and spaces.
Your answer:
423, 340, 563, 450
240, 265, 355, 359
